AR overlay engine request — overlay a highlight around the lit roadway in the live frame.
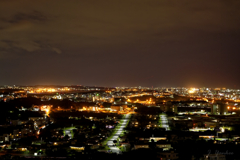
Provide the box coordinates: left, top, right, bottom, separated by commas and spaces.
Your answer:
107, 114, 130, 154
160, 114, 170, 131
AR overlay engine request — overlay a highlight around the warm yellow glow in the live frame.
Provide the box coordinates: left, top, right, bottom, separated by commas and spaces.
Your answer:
228, 107, 230, 109
203, 98, 208, 102
188, 88, 197, 94
233, 107, 236, 110
188, 90, 195, 93
70, 146, 84, 150
20, 148, 27, 151
47, 88, 56, 92
45, 109, 49, 115
41, 105, 51, 116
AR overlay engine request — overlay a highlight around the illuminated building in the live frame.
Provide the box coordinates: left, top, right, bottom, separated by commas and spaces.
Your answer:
211, 103, 228, 115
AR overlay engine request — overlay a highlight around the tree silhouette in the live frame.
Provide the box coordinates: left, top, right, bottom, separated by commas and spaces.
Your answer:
113, 140, 117, 146
149, 139, 156, 150
64, 134, 70, 140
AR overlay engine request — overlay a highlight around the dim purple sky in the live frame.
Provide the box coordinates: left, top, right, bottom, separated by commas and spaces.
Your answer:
0, 0, 240, 88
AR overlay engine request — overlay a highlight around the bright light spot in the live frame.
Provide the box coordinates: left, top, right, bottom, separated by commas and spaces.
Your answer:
188, 88, 196, 94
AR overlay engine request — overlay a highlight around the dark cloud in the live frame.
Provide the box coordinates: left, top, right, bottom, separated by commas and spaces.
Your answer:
0, 0, 240, 88
1, 11, 47, 24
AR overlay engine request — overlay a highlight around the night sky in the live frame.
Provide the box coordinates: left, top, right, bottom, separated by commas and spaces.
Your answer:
1, 0, 240, 88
